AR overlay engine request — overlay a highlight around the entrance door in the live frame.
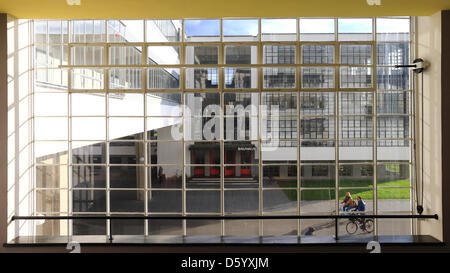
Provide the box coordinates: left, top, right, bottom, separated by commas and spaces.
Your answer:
225, 150, 236, 177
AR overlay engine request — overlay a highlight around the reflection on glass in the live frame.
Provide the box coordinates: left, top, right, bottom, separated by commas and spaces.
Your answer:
109, 46, 142, 65
148, 166, 182, 188
72, 166, 106, 188
186, 191, 220, 213
109, 69, 142, 89
264, 45, 296, 64
148, 142, 183, 164
109, 142, 145, 165
72, 117, 106, 140
225, 68, 258, 89
261, 19, 297, 41
73, 217, 106, 235
148, 191, 182, 212
148, 215, 183, 235
340, 67, 372, 88
108, 93, 144, 116
377, 43, 409, 66
301, 117, 335, 139
72, 142, 106, 164
36, 166, 68, 188
225, 45, 257, 64
146, 20, 181, 42
147, 68, 180, 89
111, 215, 145, 235
35, 142, 68, 164
301, 67, 334, 89
300, 18, 335, 41
263, 67, 296, 88
339, 92, 373, 115
225, 190, 259, 214
300, 92, 335, 116
147, 117, 183, 141
377, 116, 410, 138
223, 19, 258, 41
185, 46, 218, 64
110, 190, 145, 212
148, 46, 180, 64
73, 190, 106, 212
71, 93, 105, 116
185, 68, 218, 89
340, 45, 372, 65
184, 19, 220, 42
110, 166, 145, 188
302, 45, 334, 64
378, 91, 410, 115
377, 67, 409, 90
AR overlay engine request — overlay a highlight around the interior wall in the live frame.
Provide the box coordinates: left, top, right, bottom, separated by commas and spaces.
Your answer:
416, 11, 443, 241
6, 14, 34, 242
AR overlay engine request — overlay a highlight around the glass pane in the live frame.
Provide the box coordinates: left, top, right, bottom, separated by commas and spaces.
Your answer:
333, 114, 368, 140
70, 20, 106, 43
71, 117, 106, 140
300, 92, 335, 116
377, 67, 409, 90
339, 140, 374, 161
184, 92, 220, 116
185, 166, 220, 189
186, 191, 220, 213
36, 190, 68, 213
108, 93, 144, 116
184, 142, 221, 165
36, 165, 68, 188
225, 45, 257, 64
339, 92, 374, 115
378, 188, 411, 211
110, 190, 145, 212
263, 190, 297, 214
262, 92, 297, 115
224, 166, 259, 188
225, 220, 259, 236
376, 18, 410, 41
263, 166, 297, 188
146, 93, 182, 116
261, 19, 297, 41
71, 93, 105, 116
263, 45, 296, 64
109, 117, 144, 140
377, 140, 411, 162
149, 141, 182, 164
72, 141, 106, 164
72, 166, 106, 188
111, 215, 144, 235
107, 20, 144, 42
73, 217, 106, 235
338, 189, 373, 212
300, 18, 335, 41
263, 67, 296, 88
147, 68, 180, 89
148, 216, 183, 235
377, 91, 410, 115
71, 46, 104, 65
377, 43, 409, 66
109, 142, 145, 165
110, 166, 146, 189
377, 116, 410, 138
224, 143, 258, 163
301, 165, 335, 188
223, 19, 258, 41
35, 93, 67, 116
148, 166, 182, 188
301, 117, 335, 139
263, 219, 297, 236
35, 117, 68, 140
339, 165, 374, 188
300, 189, 336, 214
35, 141, 68, 164
224, 68, 258, 89
340, 67, 372, 88
109, 69, 142, 89
185, 68, 218, 89
34, 20, 48, 44
71, 69, 104, 90
223, 92, 259, 115
147, 117, 183, 141
340, 45, 372, 65
224, 190, 259, 214
224, 116, 258, 140
186, 219, 221, 235
185, 46, 218, 64
338, 18, 373, 41
377, 218, 412, 235
148, 191, 182, 212
301, 67, 335, 89
262, 141, 297, 163
377, 164, 411, 187
300, 141, 336, 162
301, 45, 334, 64
261, 117, 298, 140
72, 190, 106, 212
146, 20, 181, 42
109, 46, 142, 65
184, 19, 220, 42
147, 46, 180, 65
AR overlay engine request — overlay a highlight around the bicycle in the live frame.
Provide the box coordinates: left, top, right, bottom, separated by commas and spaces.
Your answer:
344, 209, 374, 234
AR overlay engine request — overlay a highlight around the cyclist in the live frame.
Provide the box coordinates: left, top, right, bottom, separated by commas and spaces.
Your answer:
355, 196, 367, 231
341, 192, 356, 212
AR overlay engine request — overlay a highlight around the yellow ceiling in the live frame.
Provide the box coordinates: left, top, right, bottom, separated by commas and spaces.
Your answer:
0, 0, 449, 19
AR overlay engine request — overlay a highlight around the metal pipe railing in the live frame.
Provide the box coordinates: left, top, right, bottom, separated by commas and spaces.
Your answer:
11, 214, 438, 243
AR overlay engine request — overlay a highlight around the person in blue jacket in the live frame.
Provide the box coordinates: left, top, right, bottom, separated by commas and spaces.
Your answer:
355, 196, 367, 231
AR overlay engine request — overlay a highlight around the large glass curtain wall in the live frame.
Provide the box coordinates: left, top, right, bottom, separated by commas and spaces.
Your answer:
33, 17, 413, 239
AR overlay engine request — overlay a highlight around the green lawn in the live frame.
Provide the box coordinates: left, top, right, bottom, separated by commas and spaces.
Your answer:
276, 179, 410, 201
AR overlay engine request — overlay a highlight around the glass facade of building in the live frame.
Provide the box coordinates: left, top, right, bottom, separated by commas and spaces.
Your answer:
32, 17, 413, 240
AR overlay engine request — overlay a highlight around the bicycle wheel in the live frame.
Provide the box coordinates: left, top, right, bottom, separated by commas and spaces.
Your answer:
346, 221, 358, 234
364, 219, 374, 233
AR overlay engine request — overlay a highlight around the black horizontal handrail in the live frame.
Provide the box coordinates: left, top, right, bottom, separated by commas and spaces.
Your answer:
11, 214, 438, 243
11, 214, 439, 221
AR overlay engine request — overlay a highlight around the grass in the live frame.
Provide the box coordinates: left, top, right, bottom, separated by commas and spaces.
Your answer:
276, 179, 410, 201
